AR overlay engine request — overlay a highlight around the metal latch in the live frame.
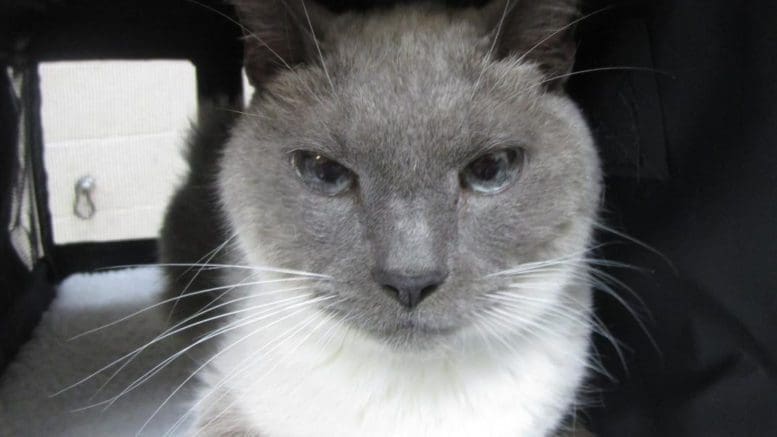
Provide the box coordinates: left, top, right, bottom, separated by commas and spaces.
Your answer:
73, 175, 96, 220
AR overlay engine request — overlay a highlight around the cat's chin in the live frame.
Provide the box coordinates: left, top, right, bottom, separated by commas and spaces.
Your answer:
320, 303, 467, 349
355, 318, 467, 351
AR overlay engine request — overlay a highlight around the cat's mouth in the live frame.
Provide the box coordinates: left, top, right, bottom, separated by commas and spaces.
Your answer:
384, 321, 458, 344
321, 301, 461, 342
351, 310, 462, 345
389, 319, 458, 336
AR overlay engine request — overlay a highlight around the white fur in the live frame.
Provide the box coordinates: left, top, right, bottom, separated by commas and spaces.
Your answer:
194, 268, 591, 437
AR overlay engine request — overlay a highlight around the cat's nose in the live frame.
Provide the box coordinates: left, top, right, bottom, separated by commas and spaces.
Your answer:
372, 269, 448, 309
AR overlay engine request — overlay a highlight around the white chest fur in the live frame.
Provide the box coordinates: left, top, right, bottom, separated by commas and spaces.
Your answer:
193, 287, 592, 437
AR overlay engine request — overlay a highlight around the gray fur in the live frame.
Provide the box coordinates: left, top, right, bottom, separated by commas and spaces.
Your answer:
161, 0, 599, 434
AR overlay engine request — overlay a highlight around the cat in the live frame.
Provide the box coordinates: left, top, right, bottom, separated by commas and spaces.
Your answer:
159, 0, 601, 435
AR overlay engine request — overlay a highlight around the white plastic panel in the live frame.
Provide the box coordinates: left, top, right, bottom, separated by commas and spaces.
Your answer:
39, 60, 197, 244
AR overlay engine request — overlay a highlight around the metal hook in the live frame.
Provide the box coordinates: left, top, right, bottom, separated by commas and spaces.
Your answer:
74, 175, 96, 220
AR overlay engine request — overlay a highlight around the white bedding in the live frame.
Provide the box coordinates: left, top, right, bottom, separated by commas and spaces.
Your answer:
0, 267, 197, 436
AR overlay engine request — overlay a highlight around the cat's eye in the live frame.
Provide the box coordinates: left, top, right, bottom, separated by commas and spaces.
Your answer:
461, 148, 523, 194
290, 150, 355, 196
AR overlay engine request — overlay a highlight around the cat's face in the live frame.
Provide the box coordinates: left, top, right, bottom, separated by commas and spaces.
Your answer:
219, 1, 600, 349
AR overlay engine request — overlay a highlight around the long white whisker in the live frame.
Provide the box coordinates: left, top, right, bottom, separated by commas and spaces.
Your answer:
191, 307, 335, 436
138, 297, 337, 436
484, 245, 609, 277
299, 0, 335, 93
501, 263, 652, 367
485, 307, 609, 378
68, 295, 323, 410
500, 261, 656, 351
68, 278, 310, 341
182, 0, 294, 72
180, 0, 334, 109
592, 220, 676, 272
165, 302, 346, 436
100, 296, 329, 407
514, 6, 614, 69
476, 309, 518, 352
52, 290, 312, 399
167, 234, 239, 323
87, 290, 315, 400
470, 0, 512, 100
97, 263, 331, 279
534, 66, 674, 89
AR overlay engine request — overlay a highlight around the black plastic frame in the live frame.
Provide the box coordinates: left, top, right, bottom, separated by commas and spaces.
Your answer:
0, 0, 244, 372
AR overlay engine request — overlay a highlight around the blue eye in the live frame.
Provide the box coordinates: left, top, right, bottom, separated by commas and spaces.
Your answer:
291, 150, 354, 196
461, 148, 523, 194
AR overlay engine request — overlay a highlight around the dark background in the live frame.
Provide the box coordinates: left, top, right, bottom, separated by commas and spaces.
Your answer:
1, 1, 775, 435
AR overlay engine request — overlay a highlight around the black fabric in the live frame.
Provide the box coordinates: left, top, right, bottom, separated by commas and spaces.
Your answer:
568, 1, 777, 435
0, 66, 23, 327
22, 64, 56, 273
0, 66, 57, 374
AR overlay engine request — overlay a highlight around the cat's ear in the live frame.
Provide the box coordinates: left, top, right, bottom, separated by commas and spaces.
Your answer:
230, 0, 333, 87
481, 0, 579, 90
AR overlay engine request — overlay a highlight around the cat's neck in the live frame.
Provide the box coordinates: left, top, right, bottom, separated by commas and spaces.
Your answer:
198, 282, 593, 437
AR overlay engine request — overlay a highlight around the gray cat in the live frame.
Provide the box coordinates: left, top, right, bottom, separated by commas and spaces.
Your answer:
160, 0, 601, 435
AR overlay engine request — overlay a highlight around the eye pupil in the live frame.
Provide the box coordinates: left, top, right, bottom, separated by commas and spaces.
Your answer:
292, 151, 354, 196
470, 155, 501, 181
315, 157, 345, 183
461, 148, 522, 194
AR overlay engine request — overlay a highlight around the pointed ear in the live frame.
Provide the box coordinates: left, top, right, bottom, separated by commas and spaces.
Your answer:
482, 0, 579, 90
229, 0, 333, 87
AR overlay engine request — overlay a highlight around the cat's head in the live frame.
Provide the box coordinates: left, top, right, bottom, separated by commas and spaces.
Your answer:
219, 0, 600, 349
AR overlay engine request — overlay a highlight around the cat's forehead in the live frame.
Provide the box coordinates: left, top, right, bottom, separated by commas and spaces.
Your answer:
328, 7, 486, 83
319, 17, 540, 160
254, 5, 552, 182
326, 69, 541, 170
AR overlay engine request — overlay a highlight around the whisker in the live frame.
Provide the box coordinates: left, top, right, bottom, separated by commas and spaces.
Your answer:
90, 287, 310, 400
103, 263, 332, 279
472, 5, 616, 99
68, 278, 310, 341
167, 234, 239, 323
513, 6, 615, 69
484, 306, 611, 378
76, 295, 332, 413
503, 263, 654, 343
213, 106, 272, 120
588, 308, 630, 375
165, 301, 347, 437
88, 289, 316, 400
483, 293, 617, 361
482, 254, 646, 375
470, 0, 514, 99
587, 267, 650, 317
191, 308, 335, 436
174, 233, 238, 281
593, 220, 677, 272
298, 0, 335, 94
138, 298, 339, 436
583, 271, 661, 356
52, 289, 312, 398
506, 263, 659, 360
476, 309, 519, 352
484, 244, 611, 277
182, 0, 294, 73
533, 66, 675, 90
181, 0, 334, 109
